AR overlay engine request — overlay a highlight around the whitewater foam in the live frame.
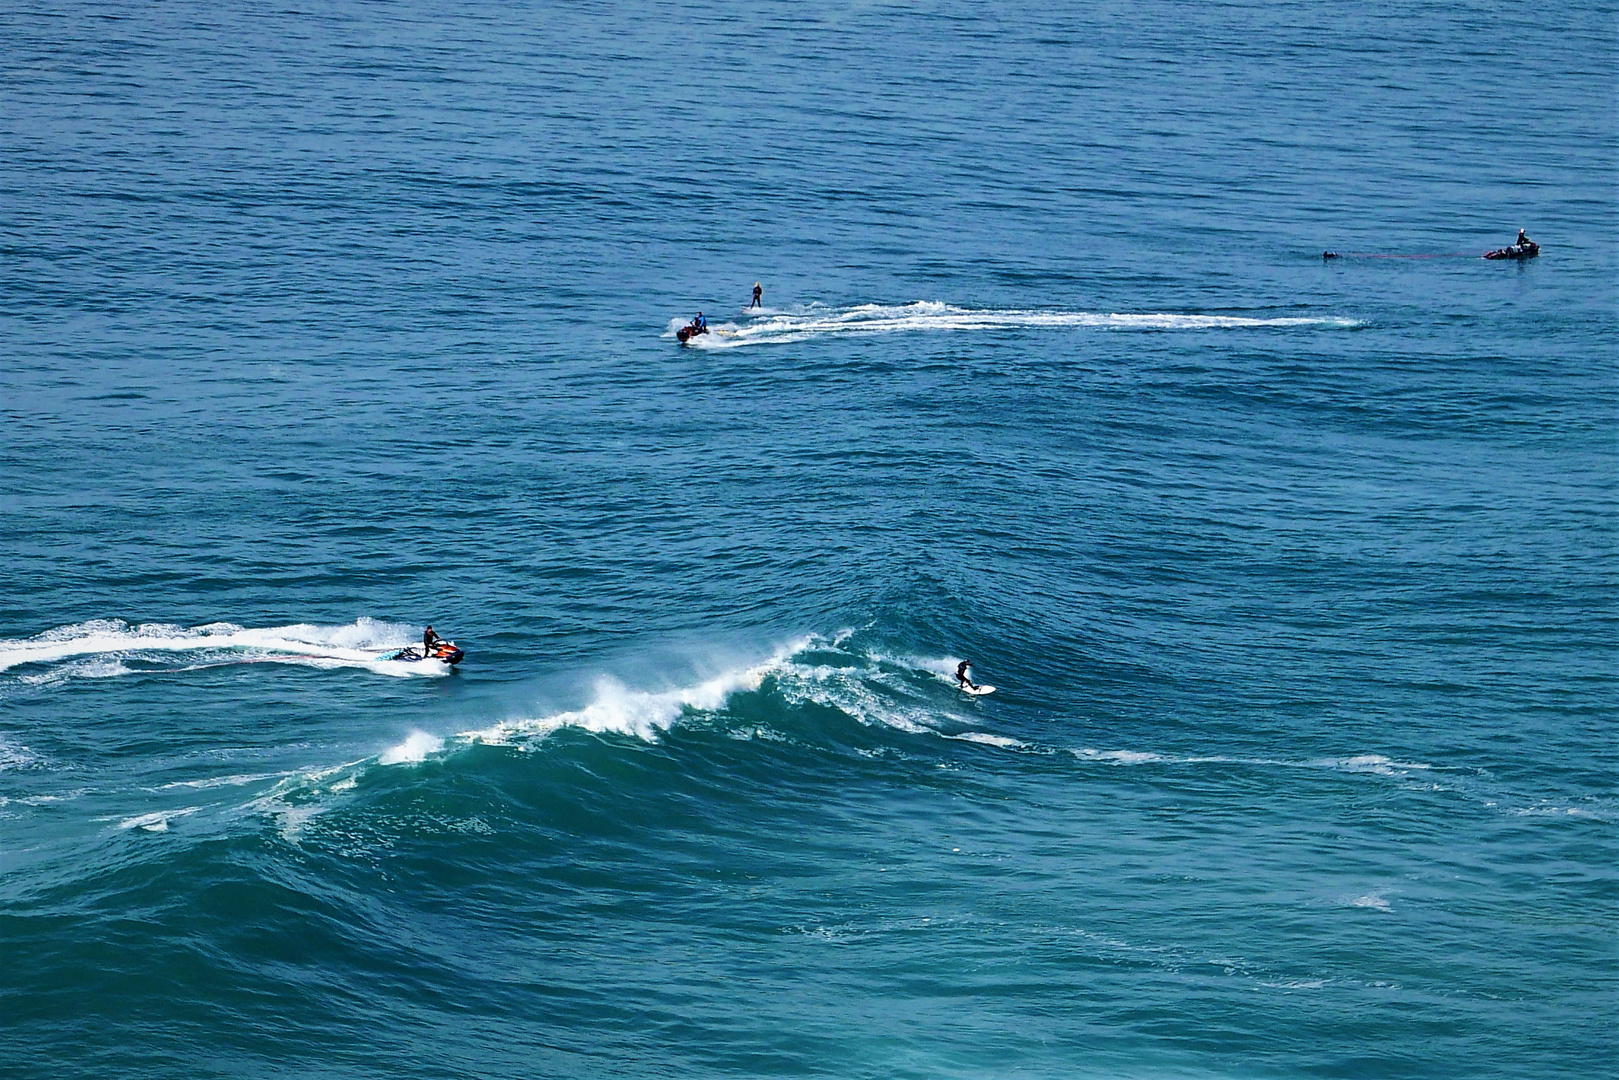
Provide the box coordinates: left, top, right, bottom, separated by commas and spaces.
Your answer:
156, 772, 284, 791
117, 806, 200, 832
1327, 754, 1431, 775
668, 301, 1359, 349
380, 731, 445, 765
461, 646, 796, 746
1068, 747, 1435, 777
244, 758, 369, 843
0, 737, 38, 771
1347, 893, 1392, 911
944, 731, 1025, 749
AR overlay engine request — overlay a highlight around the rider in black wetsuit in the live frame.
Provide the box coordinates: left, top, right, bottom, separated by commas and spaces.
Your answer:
750, 283, 762, 309
956, 660, 976, 690
423, 626, 442, 655
1516, 229, 1533, 248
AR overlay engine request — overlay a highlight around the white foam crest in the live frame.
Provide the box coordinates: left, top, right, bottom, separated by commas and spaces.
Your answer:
1347, 894, 1392, 911
270, 805, 324, 844
0, 737, 38, 771
863, 649, 985, 693
945, 731, 1025, 749
117, 806, 200, 832
156, 772, 283, 791
17, 791, 83, 806
379, 731, 445, 765
1067, 747, 1435, 776
1509, 802, 1610, 820
0, 617, 443, 678
463, 638, 815, 746
1075, 748, 1168, 765
903, 653, 966, 679
669, 301, 1358, 348
243, 758, 368, 844
773, 661, 938, 735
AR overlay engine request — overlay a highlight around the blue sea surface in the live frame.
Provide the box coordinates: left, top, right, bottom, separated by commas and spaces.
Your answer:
1, 2, 1614, 1077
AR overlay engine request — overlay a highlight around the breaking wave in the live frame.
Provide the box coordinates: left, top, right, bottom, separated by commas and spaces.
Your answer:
667, 301, 1360, 348
246, 633, 1462, 844
56, 629, 1577, 848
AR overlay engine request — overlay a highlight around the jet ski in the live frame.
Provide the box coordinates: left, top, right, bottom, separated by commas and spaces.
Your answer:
389, 640, 464, 666
676, 320, 708, 344
1484, 241, 1539, 260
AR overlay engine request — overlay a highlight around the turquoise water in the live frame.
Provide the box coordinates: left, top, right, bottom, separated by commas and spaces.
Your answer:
2, 2, 1614, 1076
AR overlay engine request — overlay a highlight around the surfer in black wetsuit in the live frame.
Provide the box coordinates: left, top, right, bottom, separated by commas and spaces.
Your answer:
750, 283, 762, 309
956, 660, 977, 691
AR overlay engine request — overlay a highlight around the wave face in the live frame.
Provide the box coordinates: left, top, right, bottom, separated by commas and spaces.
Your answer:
668, 301, 1359, 348
2, 1, 1613, 1078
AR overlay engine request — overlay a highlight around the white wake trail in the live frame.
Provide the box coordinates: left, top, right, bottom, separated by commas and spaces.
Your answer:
670, 301, 1359, 349
0, 618, 445, 679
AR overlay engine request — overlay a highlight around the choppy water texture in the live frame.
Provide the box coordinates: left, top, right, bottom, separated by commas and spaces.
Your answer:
2, 2, 1615, 1077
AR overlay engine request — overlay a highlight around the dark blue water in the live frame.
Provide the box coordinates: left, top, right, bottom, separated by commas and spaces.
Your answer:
2, 2, 1614, 1076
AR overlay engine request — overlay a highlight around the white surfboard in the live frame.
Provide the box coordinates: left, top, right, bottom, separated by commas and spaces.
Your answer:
960, 683, 996, 696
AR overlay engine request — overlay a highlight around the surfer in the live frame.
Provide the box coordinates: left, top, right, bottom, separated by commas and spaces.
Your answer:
955, 660, 978, 691
750, 283, 762, 309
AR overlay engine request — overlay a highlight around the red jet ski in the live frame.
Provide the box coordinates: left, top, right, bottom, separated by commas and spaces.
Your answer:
676, 320, 708, 344
389, 640, 464, 666
1484, 241, 1539, 260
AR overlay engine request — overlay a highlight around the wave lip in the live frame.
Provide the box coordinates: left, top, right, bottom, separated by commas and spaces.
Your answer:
670, 301, 1359, 348
379, 732, 445, 765
461, 637, 816, 747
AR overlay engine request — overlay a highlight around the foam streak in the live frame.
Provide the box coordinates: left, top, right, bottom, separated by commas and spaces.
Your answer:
669, 301, 1358, 348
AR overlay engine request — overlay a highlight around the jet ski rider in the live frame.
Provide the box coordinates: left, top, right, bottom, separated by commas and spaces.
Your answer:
1516, 229, 1533, 248
692, 311, 708, 334
423, 625, 443, 655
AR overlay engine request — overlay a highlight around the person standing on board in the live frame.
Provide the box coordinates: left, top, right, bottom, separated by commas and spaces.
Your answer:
750, 282, 762, 309
955, 660, 978, 691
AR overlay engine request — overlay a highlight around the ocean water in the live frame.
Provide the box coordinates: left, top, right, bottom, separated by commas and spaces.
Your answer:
1, 1, 1614, 1076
